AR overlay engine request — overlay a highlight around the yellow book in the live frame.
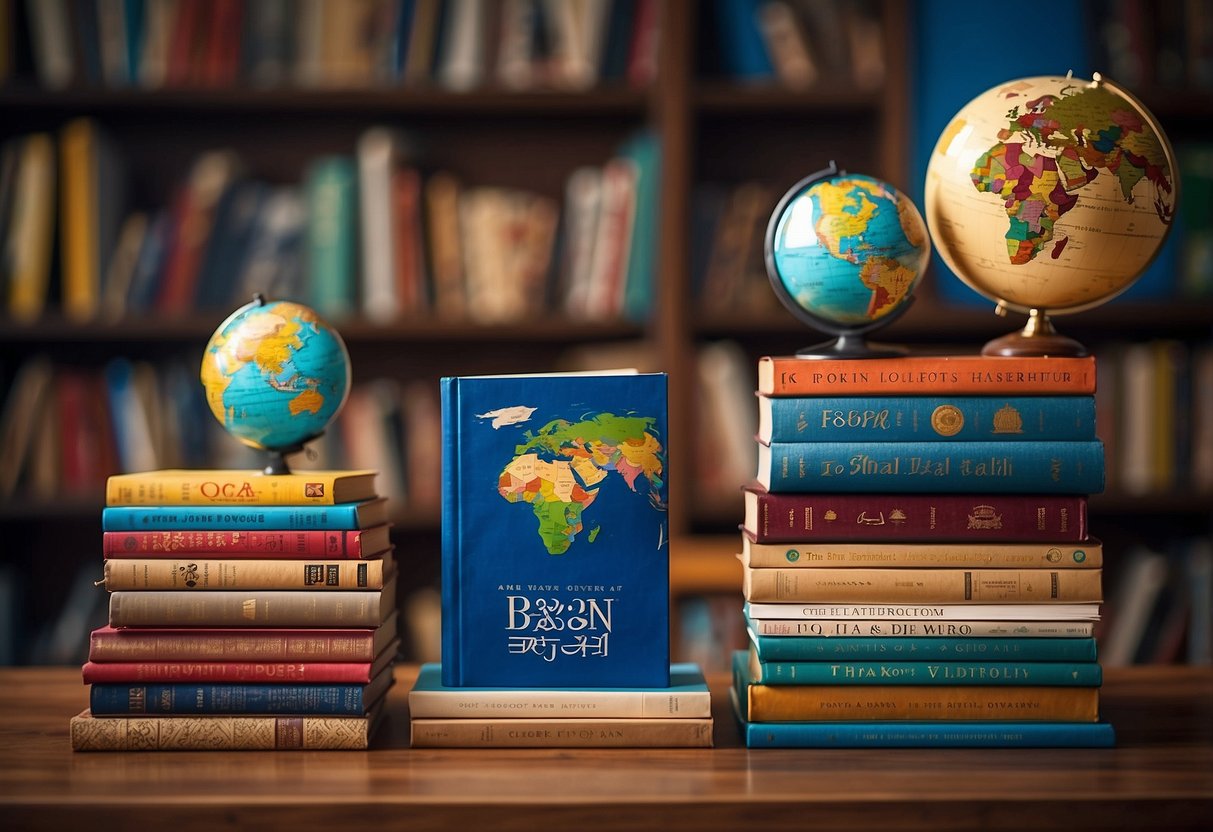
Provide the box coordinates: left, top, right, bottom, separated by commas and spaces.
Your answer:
105, 469, 379, 506
7, 134, 56, 321
60, 118, 100, 321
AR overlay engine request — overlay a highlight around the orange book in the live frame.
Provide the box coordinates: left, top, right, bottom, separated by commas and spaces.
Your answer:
758, 354, 1097, 396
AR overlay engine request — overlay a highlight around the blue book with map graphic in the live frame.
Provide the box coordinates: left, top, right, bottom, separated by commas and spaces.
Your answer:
441, 371, 669, 688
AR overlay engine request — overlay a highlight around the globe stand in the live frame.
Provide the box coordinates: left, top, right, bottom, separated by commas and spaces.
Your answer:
982, 308, 1089, 357
794, 297, 915, 359
262, 447, 301, 476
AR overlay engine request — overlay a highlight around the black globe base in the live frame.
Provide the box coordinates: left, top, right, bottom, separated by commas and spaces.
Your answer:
262, 446, 304, 476
796, 333, 911, 359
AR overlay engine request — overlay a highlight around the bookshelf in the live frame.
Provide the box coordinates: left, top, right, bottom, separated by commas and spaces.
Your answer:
2, 1, 1211, 668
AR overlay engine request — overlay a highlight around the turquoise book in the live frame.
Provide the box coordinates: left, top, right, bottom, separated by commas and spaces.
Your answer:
747, 646, 1103, 686
759, 395, 1097, 443
747, 630, 1098, 663
757, 440, 1105, 493
101, 497, 389, 530
441, 371, 670, 688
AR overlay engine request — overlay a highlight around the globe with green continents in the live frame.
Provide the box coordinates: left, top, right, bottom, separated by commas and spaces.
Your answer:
765, 165, 930, 356
924, 73, 1177, 354
200, 298, 351, 458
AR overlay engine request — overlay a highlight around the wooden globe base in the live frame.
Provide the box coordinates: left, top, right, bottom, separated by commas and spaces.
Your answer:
982, 310, 1089, 357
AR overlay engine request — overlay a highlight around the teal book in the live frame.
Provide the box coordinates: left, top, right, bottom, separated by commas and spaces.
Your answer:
732, 701, 1116, 748
304, 156, 358, 320
619, 131, 660, 321
747, 629, 1098, 662
747, 647, 1102, 686
759, 395, 1097, 443
758, 440, 1105, 494
441, 371, 669, 688
101, 497, 389, 531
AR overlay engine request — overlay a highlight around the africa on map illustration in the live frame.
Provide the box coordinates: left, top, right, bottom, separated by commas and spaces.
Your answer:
478, 406, 666, 556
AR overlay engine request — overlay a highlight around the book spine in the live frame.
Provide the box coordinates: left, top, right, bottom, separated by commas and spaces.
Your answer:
81, 661, 376, 684
749, 635, 1097, 662
742, 684, 1100, 722
89, 682, 373, 715
745, 491, 1087, 542
743, 567, 1103, 604
748, 619, 1096, 638
102, 530, 374, 557
88, 630, 378, 662
439, 377, 463, 686
742, 602, 1101, 622
407, 690, 713, 719
761, 395, 1096, 442
754, 660, 1103, 686
71, 712, 374, 750
102, 558, 388, 590
108, 590, 386, 627
101, 504, 366, 531
409, 718, 714, 748
759, 441, 1105, 494
758, 355, 1097, 396
105, 471, 355, 505
744, 539, 1102, 568
739, 720, 1114, 748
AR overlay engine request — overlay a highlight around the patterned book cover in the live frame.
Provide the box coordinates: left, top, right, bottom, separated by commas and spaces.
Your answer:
441, 371, 669, 688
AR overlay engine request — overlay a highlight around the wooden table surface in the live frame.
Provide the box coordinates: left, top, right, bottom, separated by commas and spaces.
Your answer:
1, 665, 1210, 831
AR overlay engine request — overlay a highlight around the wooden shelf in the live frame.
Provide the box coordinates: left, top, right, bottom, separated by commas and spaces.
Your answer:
693, 82, 882, 114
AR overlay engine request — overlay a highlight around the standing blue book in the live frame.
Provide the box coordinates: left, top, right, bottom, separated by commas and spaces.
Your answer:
441, 371, 669, 688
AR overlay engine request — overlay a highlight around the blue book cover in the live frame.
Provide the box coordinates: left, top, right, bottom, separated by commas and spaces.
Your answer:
748, 647, 1102, 686
90, 672, 391, 716
733, 704, 1116, 748
747, 629, 1098, 663
101, 498, 388, 531
441, 371, 669, 688
758, 440, 1105, 494
759, 396, 1097, 443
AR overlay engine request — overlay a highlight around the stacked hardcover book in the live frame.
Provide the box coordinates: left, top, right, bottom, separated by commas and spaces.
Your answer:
732, 354, 1113, 748
71, 468, 399, 751
408, 371, 713, 748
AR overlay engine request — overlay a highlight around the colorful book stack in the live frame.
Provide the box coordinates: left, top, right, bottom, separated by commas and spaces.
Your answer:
409, 371, 713, 748
71, 468, 399, 751
732, 354, 1114, 748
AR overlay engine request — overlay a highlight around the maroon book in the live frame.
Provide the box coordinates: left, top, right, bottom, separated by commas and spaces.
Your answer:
743, 484, 1087, 542
81, 644, 397, 684
102, 525, 391, 559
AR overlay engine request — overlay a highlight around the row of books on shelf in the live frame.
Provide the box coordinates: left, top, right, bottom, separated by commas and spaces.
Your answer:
7, 0, 660, 93
704, 0, 885, 90
723, 351, 1114, 747
73, 468, 400, 750
0, 120, 659, 324
1085, 0, 1213, 91
695, 342, 1213, 509
0, 355, 442, 512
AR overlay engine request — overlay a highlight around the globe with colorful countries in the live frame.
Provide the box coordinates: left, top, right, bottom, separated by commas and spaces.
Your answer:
766, 168, 930, 344
200, 298, 351, 454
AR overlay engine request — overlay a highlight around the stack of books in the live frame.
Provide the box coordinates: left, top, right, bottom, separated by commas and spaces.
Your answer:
732, 354, 1114, 748
70, 468, 399, 751
408, 371, 713, 748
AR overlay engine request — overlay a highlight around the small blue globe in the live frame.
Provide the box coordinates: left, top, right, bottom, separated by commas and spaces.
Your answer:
200, 299, 351, 453
767, 171, 929, 332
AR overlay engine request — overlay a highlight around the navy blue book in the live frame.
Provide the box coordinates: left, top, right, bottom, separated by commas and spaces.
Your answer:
759, 395, 1097, 443
101, 498, 389, 531
441, 371, 669, 688
758, 440, 1105, 494
89, 670, 393, 716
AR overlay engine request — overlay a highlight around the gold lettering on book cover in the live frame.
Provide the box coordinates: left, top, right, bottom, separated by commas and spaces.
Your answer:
992, 403, 1024, 434
967, 505, 1003, 530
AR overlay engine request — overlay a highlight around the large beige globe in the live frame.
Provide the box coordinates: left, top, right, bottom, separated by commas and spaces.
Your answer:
924, 74, 1177, 316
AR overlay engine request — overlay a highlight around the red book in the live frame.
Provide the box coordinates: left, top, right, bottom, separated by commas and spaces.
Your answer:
758, 355, 1097, 396
102, 525, 392, 559
743, 484, 1088, 542
81, 643, 398, 684
87, 613, 398, 662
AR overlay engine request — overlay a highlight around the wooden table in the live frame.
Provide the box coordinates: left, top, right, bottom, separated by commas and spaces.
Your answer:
1, 665, 1210, 831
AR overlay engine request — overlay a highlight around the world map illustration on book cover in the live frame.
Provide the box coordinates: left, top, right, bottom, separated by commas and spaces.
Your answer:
441, 372, 669, 688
